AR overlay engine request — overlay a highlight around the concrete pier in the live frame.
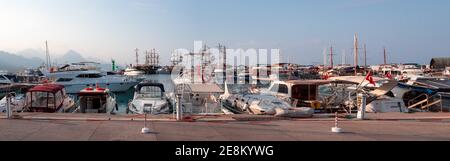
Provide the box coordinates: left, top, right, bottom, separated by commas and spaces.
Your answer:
1, 112, 450, 141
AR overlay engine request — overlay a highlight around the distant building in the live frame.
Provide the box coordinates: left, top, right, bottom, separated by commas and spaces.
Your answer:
430, 57, 450, 69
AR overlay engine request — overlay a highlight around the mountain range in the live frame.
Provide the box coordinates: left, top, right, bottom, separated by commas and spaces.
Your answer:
0, 49, 110, 73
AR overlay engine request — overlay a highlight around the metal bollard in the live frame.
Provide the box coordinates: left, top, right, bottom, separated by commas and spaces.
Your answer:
176, 94, 183, 121
357, 93, 366, 120
141, 107, 151, 134
6, 93, 12, 119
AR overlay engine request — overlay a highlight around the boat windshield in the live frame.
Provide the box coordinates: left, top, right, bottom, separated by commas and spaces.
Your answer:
291, 85, 317, 100
27, 92, 56, 109
137, 86, 163, 98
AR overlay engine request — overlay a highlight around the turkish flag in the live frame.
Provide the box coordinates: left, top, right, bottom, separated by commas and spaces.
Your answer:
323, 73, 329, 80
365, 71, 376, 86
386, 72, 393, 79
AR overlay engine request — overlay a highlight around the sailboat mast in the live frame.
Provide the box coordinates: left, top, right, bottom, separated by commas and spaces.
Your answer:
330, 45, 333, 69
384, 47, 387, 65
135, 48, 139, 66
45, 40, 51, 69
354, 33, 359, 76
364, 44, 367, 68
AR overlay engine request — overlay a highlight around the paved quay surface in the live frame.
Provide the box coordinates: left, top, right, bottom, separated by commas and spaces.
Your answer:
1, 112, 450, 141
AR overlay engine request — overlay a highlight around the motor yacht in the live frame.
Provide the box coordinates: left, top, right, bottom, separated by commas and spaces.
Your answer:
47, 70, 138, 94
127, 82, 171, 114
74, 86, 118, 113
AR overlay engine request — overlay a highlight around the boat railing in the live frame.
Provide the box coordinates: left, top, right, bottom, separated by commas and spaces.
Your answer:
408, 93, 444, 111
408, 93, 429, 108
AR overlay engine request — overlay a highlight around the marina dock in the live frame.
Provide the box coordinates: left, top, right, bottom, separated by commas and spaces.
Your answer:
2, 113, 450, 141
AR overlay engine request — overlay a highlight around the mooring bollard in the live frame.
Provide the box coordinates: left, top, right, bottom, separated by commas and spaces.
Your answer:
331, 112, 343, 133
141, 107, 151, 134
176, 94, 183, 121
357, 93, 367, 120
6, 93, 12, 119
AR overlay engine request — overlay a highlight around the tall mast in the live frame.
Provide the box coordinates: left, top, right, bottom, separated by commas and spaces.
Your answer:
384, 47, 387, 65
135, 48, 139, 66
330, 45, 334, 69
342, 49, 346, 65
145, 50, 149, 65
323, 48, 327, 67
45, 40, 51, 69
155, 49, 159, 66
354, 33, 359, 76
364, 44, 367, 68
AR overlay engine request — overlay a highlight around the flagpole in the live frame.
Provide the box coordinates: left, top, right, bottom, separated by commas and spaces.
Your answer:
356, 70, 372, 90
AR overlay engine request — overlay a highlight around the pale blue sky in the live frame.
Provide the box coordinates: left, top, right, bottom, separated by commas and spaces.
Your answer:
0, 0, 449, 65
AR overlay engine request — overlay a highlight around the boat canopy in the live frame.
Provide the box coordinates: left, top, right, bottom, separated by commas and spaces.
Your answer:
29, 84, 65, 93
135, 83, 165, 93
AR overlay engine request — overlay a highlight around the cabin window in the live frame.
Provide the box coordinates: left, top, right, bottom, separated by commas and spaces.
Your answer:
47, 93, 56, 109
291, 85, 317, 100
30, 92, 51, 108
76, 74, 102, 78
278, 84, 289, 94
56, 78, 73, 82
270, 84, 289, 94
55, 91, 63, 107
0, 76, 6, 80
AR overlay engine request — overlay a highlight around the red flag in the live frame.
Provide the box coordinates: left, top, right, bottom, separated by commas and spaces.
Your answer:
365, 71, 376, 86
323, 73, 329, 80
385, 72, 393, 79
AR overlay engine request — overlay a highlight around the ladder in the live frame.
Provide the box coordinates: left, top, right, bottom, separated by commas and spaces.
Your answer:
408, 93, 443, 111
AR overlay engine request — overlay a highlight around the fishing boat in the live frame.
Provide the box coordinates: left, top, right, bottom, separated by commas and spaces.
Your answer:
74, 86, 117, 113
20, 84, 76, 113
127, 82, 172, 114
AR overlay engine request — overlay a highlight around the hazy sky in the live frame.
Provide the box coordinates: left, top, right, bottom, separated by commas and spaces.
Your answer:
1, 0, 449, 65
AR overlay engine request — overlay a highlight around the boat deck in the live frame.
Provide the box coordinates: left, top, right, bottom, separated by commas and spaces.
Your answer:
1, 112, 450, 141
